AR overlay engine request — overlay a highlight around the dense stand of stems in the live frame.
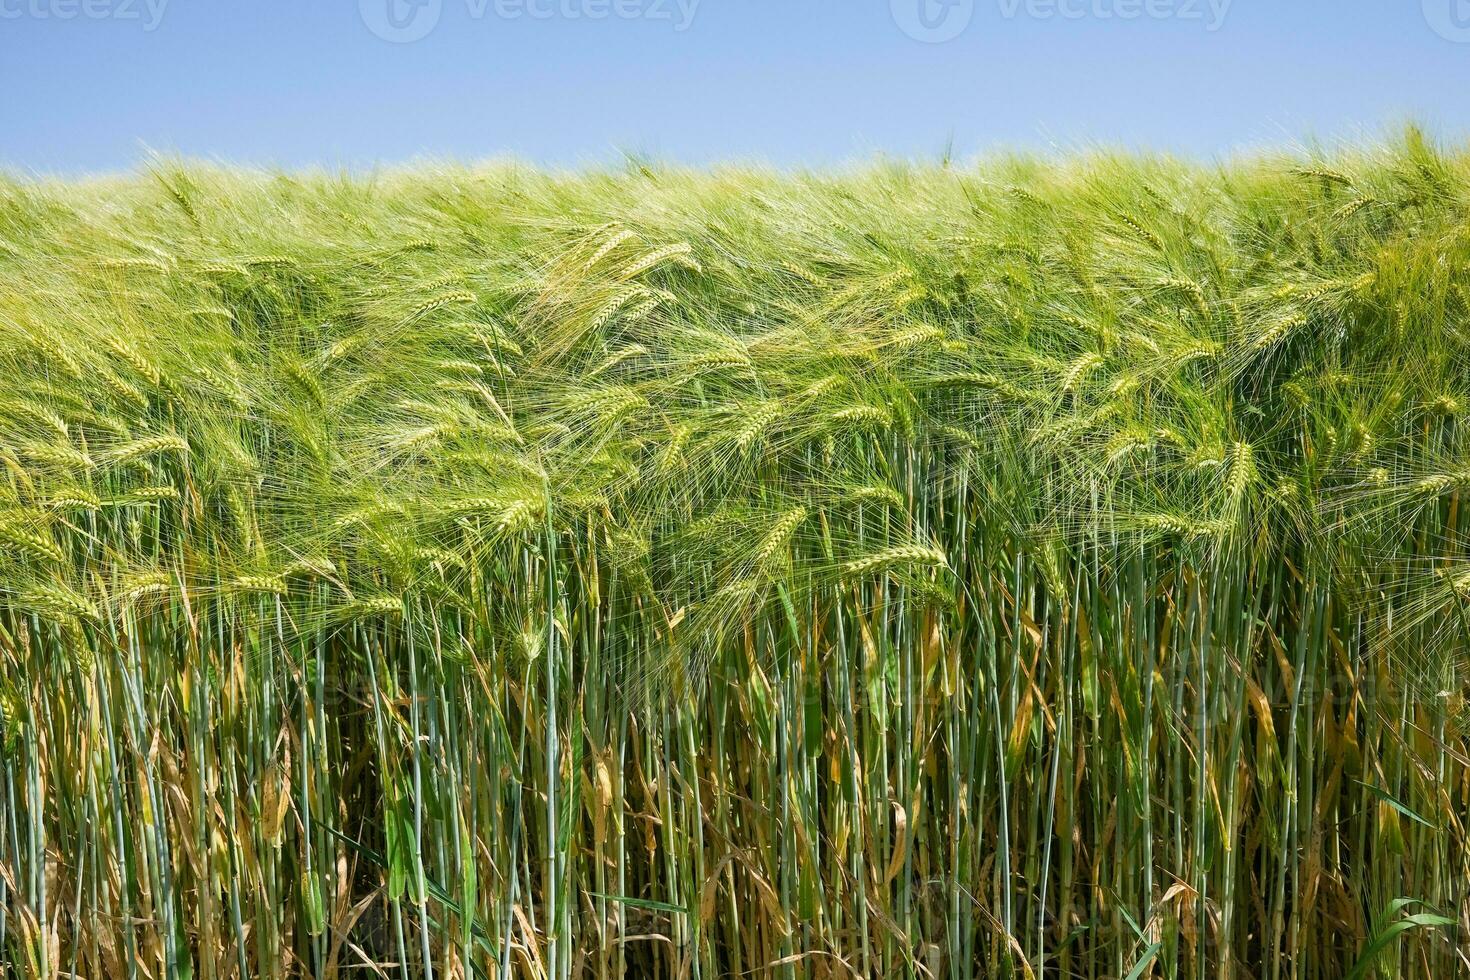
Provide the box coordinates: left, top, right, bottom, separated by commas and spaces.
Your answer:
3, 136, 1470, 977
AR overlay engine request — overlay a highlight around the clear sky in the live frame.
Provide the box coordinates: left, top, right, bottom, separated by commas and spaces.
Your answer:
2, 0, 1469, 173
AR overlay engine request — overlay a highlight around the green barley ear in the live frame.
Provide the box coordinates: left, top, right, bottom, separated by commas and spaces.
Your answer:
105, 337, 163, 385
651, 423, 693, 476
1105, 429, 1153, 465
842, 484, 906, 509
1113, 211, 1165, 252
98, 369, 149, 410
1333, 195, 1378, 221
830, 405, 893, 432
1060, 352, 1105, 392
406, 291, 476, 323
1248, 312, 1310, 353
1155, 277, 1209, 315
619, 242, 700, 278
1290, 166, 1355, 188
241, 254, 297, 269
734, 400, 783, 451
590, 285, 650, 333
1227, 441, 1257, 504
98, 255, 172, 275
0, 524, 66, 563
584, 227, 637, 270
1007, 184, 1047, 208
44, 488, 102, 513
588, 344, 650, 378
107, 485, 181, 506
19, 580, 100, 623
225, 573, 289, 597
1427, 394, 1461, 416
842, 543, 949, 578
754, 506, 808, 570
104, 435, 188, 465
336, 594, 405, 622
1412, 470, 1470, 498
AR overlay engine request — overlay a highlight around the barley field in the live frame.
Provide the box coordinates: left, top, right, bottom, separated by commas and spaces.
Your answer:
2, 132, 1470, 979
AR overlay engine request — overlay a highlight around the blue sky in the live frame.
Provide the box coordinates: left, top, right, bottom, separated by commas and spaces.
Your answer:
2, 0, 1468, 173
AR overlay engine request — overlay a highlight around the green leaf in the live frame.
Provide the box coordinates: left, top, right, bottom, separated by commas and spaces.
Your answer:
1124, 941, 1162, 980
1356, 780, 1438, 830
1345, 900, 1455, 980
589, 891, 686, 914
384, 794, 413, 900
